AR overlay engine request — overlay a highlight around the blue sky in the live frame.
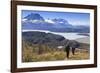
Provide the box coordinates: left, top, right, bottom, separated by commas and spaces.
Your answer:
22, 10, 90, 26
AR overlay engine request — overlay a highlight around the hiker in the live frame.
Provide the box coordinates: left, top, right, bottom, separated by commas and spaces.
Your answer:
72, 47, 76, 55
65, 44, 70, 58
71, 42, 80, 55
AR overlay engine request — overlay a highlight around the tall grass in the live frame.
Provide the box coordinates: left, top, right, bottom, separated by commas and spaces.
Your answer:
22, 43, 89, 62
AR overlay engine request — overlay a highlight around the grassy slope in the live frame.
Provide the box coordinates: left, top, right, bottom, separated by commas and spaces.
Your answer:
22, 48, 89, 62
22, 36, 90, 62
67, 49, 89, 60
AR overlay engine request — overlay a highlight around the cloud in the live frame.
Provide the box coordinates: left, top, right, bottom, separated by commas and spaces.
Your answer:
22, 19, 45, 23
68, 21, 89, 26
22, 19, 27, 22
45, 19, 55, 24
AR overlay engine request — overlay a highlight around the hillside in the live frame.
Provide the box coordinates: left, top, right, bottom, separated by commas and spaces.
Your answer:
22, 31, 89, 62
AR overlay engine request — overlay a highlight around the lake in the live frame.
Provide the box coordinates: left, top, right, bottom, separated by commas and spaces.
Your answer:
50, 32, 89, 40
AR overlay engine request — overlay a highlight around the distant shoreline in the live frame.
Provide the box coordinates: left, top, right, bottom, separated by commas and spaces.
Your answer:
77, 33, 89, 36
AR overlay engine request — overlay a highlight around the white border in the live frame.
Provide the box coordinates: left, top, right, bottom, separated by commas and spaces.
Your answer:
17, 5, 94, 68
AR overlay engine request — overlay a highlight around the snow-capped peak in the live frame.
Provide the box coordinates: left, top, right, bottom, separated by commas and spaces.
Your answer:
24, 13, 44, 21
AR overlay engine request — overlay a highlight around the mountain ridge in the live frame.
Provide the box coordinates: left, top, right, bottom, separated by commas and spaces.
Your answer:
22, 13, 90, 33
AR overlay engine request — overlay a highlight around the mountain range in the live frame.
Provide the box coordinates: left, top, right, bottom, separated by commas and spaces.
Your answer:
22, 13, 90, 33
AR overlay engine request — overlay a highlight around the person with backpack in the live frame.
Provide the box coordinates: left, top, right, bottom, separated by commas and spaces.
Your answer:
65, 44, 70, 58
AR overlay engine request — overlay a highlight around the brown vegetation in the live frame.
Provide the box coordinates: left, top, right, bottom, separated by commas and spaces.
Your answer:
22, 43, 89, 62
